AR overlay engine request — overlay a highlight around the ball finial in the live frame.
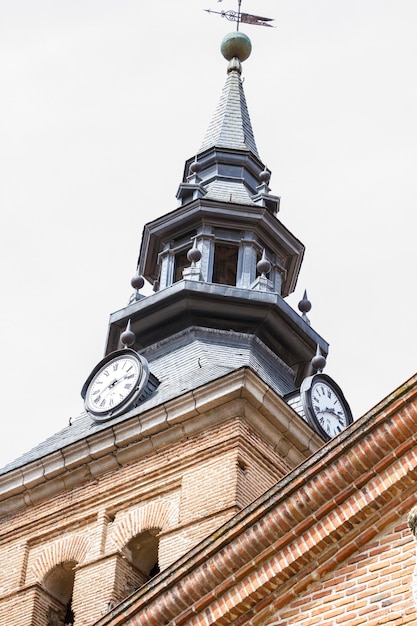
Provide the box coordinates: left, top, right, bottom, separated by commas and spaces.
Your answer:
131, 273, 144, 291
298, 290, 312, 315
221, 32, 252, 62
187, 238, 202, 265
257, 249, 271, 276
120, 319, 136, 348
311, 345, 326, 373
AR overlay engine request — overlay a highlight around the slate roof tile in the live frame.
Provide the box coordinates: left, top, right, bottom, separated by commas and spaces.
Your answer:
0, 327, 295, 475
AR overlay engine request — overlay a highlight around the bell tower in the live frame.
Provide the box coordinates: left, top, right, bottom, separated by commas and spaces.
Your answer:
0, 26, 353, 626
104, 31, 328, 393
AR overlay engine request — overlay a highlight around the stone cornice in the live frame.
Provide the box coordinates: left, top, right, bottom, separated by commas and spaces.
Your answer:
0, 368, 321, 516
93, 373, 417, 626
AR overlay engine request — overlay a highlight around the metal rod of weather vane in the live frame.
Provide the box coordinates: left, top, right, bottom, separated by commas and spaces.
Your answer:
237, 0, 242, 30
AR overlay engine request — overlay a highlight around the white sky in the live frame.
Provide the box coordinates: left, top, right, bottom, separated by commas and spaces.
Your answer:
1, 0, 416, 467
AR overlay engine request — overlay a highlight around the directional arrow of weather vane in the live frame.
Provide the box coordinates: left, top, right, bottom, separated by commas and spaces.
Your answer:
204, 0, 275, 30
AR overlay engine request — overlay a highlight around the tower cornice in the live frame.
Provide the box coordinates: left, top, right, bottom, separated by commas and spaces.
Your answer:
106, 280, 328, 386
0, 368, 323, 516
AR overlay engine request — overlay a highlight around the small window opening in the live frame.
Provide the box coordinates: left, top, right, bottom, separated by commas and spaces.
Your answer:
44, 561, 76, 626
149, 561, 160, 577
174, 249, 189, 282
64, 598, 74, 626
212, 244, 238, 286
125, 529, 160, 579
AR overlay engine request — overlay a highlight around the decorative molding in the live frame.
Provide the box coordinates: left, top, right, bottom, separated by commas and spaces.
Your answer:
0, 369, 322, 515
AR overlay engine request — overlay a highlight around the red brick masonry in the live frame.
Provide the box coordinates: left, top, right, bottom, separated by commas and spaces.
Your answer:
95, 374, 417, 626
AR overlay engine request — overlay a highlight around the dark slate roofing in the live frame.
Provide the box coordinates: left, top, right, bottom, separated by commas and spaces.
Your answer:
198, 63, 259, 157
0, 327, 296, 475
202, 179, 258, 205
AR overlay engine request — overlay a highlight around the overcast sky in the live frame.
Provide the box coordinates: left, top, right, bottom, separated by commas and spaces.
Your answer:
1, 0, 416, 467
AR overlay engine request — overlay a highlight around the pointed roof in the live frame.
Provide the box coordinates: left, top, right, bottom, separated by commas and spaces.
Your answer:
198, 56, 259, 157
175, 33, 277, 211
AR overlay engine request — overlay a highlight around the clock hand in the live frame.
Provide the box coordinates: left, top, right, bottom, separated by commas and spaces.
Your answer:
316, 407, 340, 422
93, 380, 118, 403
93, 373, 125, 401
108, 371, 136, 389
325, 407, 344, 419
103, 371, 138, 398
101, 367, 135, 391
100, 378, 118, 394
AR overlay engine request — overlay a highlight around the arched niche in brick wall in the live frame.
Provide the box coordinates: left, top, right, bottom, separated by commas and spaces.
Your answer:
125, 528, 160, 578
31, 535, 90, 583
43, 560, 76, 626
109, 498, 179, 553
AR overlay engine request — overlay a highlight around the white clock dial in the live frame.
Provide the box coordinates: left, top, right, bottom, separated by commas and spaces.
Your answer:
310, 380, 348, 438
300, 373, 353, 441
85, 354, 141, 415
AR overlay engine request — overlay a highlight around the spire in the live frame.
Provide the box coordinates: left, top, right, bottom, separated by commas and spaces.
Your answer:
177, 31, 272, 209
199, 32, 259, 157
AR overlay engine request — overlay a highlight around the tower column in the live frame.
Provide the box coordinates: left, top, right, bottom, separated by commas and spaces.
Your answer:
196, 230, 215, 283
237, 233, 258, 288
158, 244, 175, 289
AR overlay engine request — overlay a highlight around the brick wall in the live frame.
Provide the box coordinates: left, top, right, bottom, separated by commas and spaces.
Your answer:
0, 407, 291, 626
0, 585, 65, 626
90, 377, 417, 626
270, 520, 416, 626
71, 554, 145, 626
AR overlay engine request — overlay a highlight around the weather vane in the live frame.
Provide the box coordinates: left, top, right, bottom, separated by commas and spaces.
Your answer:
204, 0, 274, 30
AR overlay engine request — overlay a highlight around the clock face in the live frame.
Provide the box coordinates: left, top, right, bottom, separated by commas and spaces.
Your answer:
85, 353, 142, 417
301, 374, 353, 440
310, 379, 349, 438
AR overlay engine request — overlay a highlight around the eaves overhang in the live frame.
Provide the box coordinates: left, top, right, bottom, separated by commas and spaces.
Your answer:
106, 280, 327, 386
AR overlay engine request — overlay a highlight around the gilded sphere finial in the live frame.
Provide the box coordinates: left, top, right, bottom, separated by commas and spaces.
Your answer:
221, 32, 252, 62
